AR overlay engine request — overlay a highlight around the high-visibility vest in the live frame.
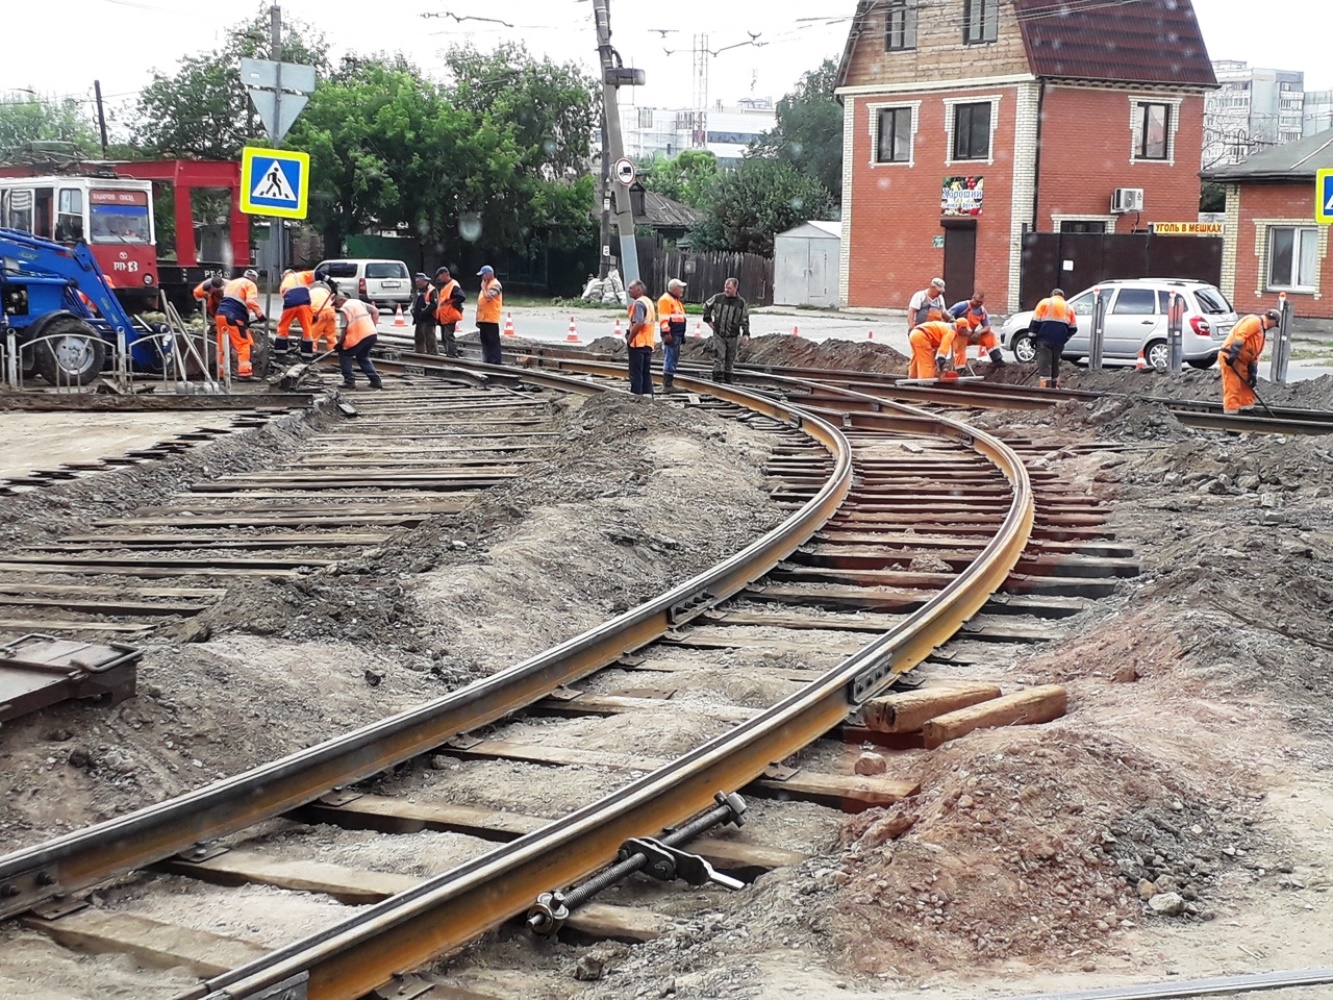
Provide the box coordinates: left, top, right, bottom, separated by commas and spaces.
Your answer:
1033, 296, 1074, 326
340, 299, 377, 348
222, 278, 260, 315
280, 270, 315, 295
436, 279, 464, 325
910, 320, 956, 352
657, 293, 687, 338
476, 278, 503, 324
628, 296, 657, 349
1222, 315, 1267, 366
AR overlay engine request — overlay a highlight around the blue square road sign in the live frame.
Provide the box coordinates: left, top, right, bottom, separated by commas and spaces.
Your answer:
240, 147, 310, 220
1318, 168, 1333, 226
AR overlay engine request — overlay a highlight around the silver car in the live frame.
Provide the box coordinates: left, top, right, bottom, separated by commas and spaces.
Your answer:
1000, 279, 1238, 371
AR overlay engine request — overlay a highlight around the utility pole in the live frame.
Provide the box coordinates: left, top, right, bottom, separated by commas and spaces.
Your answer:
691, 34, 710, 149
598, 112, 612, 280
92, 81, 110, 158
269, 4, 284, 320
592, 0, 641, 287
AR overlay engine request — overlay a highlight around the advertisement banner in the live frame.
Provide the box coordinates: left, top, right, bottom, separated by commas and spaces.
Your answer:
941, 176, 983, 217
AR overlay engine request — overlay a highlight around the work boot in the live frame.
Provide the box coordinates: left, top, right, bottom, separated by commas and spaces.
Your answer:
369, 378, 384, 390
342, 380, 357, 389
989, 348, 1005, 366
663, 374, 674, 391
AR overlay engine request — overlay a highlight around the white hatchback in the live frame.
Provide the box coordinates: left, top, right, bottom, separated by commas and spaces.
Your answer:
315, 258, 413, 308
1000, 279, 1239, 372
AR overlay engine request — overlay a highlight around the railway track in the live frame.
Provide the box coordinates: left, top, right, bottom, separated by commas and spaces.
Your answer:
507, 342, 1333, 437
0, 358, 1137, 999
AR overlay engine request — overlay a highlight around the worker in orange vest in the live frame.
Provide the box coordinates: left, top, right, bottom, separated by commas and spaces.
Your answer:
1028, 288, 1078, 389
1219, 309, 1280, 414
626, 279, 658, 397
333, 293, 383, 389
656, 278, 688, 393
216, 269, 264, 379
908, 319, 970, 379
434, 266, 467, 359
307, 283, 338, 357
949, 291, 1004, 365
475, 265, 504, 365
192, 276, 225, 322
276, 268, 318, 355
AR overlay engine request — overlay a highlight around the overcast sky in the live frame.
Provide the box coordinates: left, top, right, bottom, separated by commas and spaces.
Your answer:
5, 0, 1330, 134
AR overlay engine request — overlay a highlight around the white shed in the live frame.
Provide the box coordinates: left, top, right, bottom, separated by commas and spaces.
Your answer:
774, 221, 842, 309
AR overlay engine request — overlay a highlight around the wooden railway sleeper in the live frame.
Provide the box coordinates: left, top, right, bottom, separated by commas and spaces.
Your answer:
526, 791, 748, 937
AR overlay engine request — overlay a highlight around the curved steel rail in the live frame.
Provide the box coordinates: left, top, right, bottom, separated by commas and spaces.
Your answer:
186, 361, 1035, 1000
0, 367, 852, 922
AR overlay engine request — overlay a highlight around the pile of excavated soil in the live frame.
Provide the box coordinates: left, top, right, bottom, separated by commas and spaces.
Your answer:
585, 334, 911, 375
0, 392, 785, 851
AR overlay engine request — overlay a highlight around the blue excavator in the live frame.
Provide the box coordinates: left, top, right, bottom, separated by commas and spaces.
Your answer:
0, 226, 170, 385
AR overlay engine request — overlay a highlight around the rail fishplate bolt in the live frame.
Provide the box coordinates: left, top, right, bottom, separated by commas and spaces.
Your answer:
527, 791, 748, 937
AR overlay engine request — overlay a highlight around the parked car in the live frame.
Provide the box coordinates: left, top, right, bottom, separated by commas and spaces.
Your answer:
314, 258, 413, 308
999, 279, 1238, 371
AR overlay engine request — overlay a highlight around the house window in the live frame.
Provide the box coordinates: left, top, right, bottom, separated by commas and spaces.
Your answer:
1135, 102, 1171, 160
964, 0, 999, 44
1061, 220, 1107, 234
885, 0, 917, 51
877, 107, 913, 163
1268, 227, 1319, 290
953, 102, 992, 160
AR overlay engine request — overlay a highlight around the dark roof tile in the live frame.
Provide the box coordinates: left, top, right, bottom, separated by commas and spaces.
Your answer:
1014, 0, 1217, 88
1202, 129, 1333, 181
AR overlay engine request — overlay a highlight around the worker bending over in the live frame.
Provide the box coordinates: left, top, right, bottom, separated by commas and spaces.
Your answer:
1029, 288, 1077, 389
333, 294, 382, 390
216, 269, 264, 380
1220, 309, 1280, 414
950, 291, 1003, 365
657, 278, 688, 392
307, 283, 338, 358
276, 268, 320, 355
908, 318, 970, 379
192, 277, 225, 322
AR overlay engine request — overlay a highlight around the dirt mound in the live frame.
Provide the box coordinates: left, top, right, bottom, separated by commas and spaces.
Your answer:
742, 334, 908, 373
815, 728, 1263, 974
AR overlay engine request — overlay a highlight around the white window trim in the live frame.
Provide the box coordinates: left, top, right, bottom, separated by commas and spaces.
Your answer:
1128, 95, 1183, 167
1050, 214, 1120, 233
943, 94, 1002, 167
1254, 220, 1327, 299
866, 100, 922, 168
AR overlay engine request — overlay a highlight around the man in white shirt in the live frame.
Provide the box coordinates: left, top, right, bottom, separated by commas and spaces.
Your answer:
907, 277, 947, 331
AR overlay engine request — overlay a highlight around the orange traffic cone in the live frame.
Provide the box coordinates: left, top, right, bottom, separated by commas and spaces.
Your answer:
613, 317, 624, 340
1135, 348, 1147, 371
792, 325, 800, 337
867, 330, 874, 340
503, 313, 517, 338
393, 304, 407, 327
565, 316, 581, 344
692, 318, 704, 339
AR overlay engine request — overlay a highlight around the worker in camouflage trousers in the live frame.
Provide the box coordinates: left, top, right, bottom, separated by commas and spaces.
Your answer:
702, 277, 750, 383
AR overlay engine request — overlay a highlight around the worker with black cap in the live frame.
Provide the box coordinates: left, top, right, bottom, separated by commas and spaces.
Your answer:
1220, 309, 1281, 414
434, 267, 466, 359
411, 272, 440, 356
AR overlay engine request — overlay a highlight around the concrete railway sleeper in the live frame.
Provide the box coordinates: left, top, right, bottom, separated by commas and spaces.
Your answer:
0, 358, 1139, 1000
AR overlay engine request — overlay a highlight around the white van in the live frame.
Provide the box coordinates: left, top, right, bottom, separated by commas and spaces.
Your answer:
315, 258, 413, 308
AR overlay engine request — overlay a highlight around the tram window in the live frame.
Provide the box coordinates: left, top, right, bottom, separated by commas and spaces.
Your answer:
34, 188, 53, 238
56, 189, 85, 241
4, 190, 34, 233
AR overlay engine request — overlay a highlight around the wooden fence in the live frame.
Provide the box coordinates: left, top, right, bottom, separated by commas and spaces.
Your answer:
636, 238, 774, 306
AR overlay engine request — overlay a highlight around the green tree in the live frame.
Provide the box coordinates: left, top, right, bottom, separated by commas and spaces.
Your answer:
0, 92, 98, 159
752, 58, 844, 200
133, 9, 328, 158
637, 150, 719, 209
443, 43, 598, 176
1199, 181, 1226, 214
688, 157, 834, 257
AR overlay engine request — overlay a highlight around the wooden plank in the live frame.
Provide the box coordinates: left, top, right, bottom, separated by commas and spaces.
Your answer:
0, 596, 206, 616
921, 684, 1068, 749
95, 515, 429, 529
24, 909, 267, 978
0, 582, 225, 599
291, 796, 804, 878
861, 682, 1004, 734
153, 852, 667, 942
531, 693, 754, 725
58, 532, 389, 547
442, 740, 917, 809
0, 563, 301, 579
0, 619, 152, 634
0, 555, 333, 570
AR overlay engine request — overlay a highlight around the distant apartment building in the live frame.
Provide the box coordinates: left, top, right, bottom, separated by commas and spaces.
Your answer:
620, 98, 776, 166
1203, 61, 1305, 168
1306, 90, 1333, 137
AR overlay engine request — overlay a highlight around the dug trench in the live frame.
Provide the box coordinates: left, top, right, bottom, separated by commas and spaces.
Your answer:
0, 388, 785, 859
420, 369, 1333, 998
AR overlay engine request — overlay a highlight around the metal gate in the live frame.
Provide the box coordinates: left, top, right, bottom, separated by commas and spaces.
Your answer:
1019, 232, 1223, 310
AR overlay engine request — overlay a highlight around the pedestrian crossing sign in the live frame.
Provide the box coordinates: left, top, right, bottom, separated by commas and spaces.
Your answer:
1318, 168, 1333, 226
240, 147, 310, 220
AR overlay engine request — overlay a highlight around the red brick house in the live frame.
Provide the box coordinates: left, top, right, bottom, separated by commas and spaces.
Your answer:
834, 0, 1217, 312
1203, 130, 1333, 321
